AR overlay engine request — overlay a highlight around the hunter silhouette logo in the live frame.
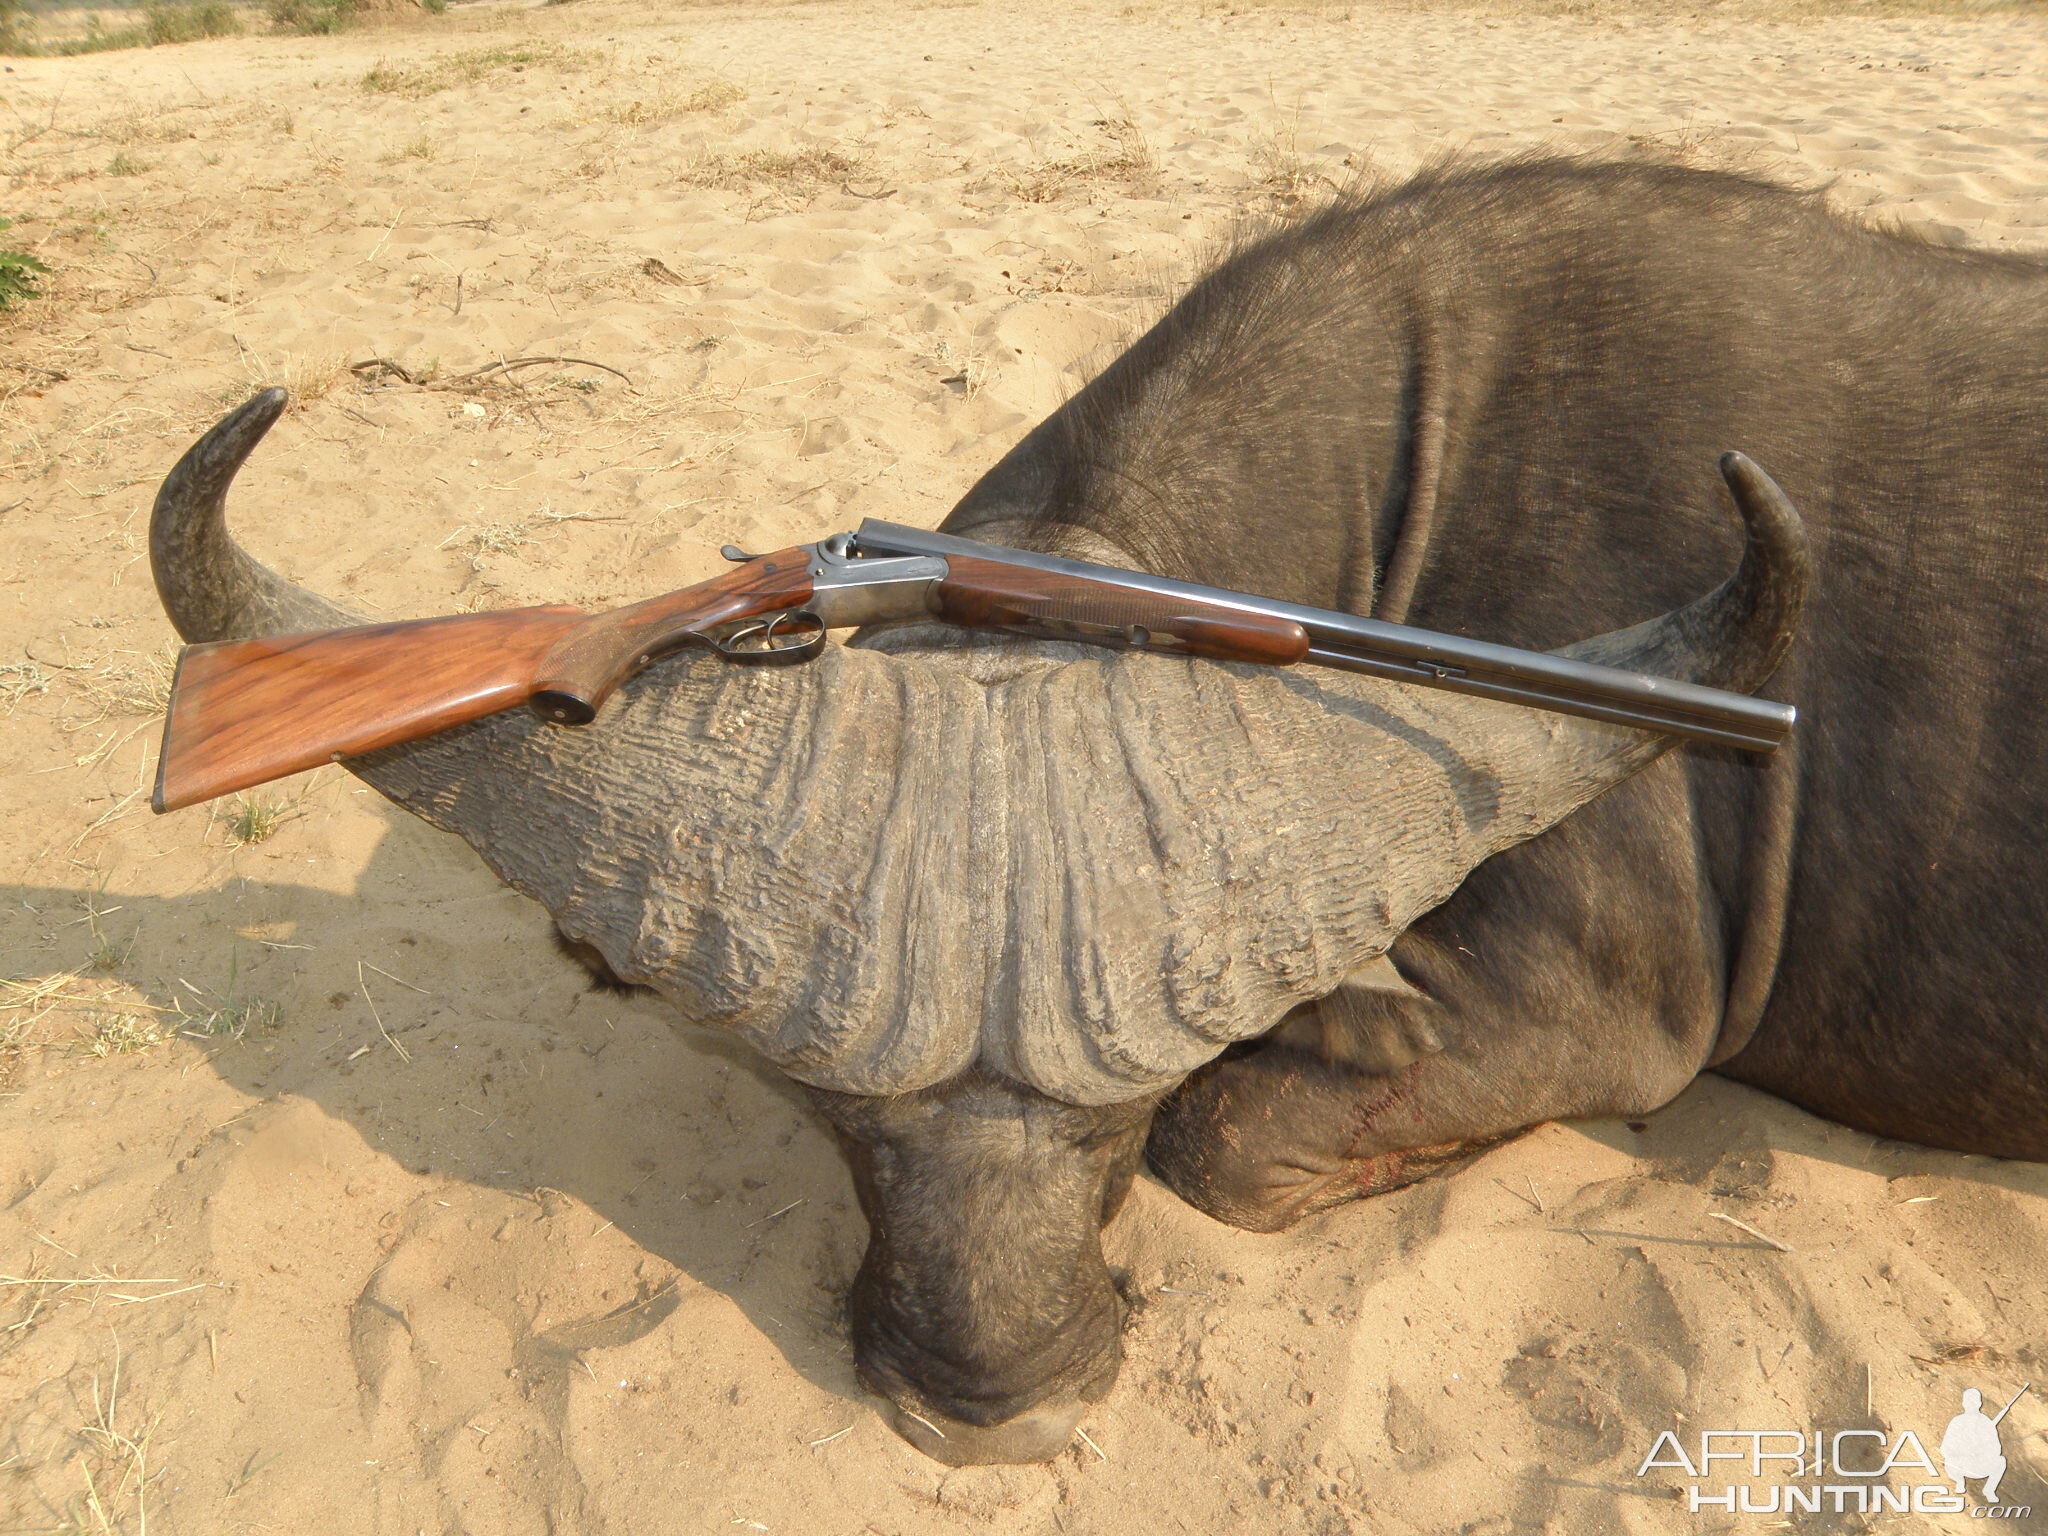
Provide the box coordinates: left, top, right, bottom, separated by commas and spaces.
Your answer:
1941, 1385, 2027, 1504
1635, 1380, 2034, 1519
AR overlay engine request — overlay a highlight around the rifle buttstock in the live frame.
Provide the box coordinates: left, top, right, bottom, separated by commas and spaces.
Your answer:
153, 607, 584, 813
155, 548, 819, 813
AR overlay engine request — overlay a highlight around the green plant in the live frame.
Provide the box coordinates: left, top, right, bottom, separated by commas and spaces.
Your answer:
106, 151, 151, 177
145, 1, 242, 43
180, 951, 284, 1042
269, 0, 357, 34
225, 795, 293, 845
0, 220, 49, 311
184, 992, 282, 1040
0, 0, 30, 52
53, 18, 144, 53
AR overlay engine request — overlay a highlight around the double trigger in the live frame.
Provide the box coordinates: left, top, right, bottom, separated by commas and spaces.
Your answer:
711, 608, 827, 663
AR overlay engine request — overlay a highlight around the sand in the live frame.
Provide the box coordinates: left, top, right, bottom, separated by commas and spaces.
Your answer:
3, 0, 2047, 1530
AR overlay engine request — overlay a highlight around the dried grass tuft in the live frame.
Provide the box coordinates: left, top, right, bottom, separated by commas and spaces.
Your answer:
600, 79, 745, 126
930, 337, 996, 399
680, 145, 866, 192
993, 113, 1156, 205
72, 646, 178, 721
362, 42, 587, 100
82, 1010, 172, 1056
0, 660, 51, 710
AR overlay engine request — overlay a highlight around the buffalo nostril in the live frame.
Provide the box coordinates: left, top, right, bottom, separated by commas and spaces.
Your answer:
886, 1399, 1087, 1466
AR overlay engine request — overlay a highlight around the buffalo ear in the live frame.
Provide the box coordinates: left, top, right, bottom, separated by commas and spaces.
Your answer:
1273, 955, 1454, 1075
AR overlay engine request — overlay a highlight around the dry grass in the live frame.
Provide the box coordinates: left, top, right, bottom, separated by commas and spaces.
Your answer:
72, 106, 203, 147
1191, 0, 2032, 13
0, 659, 51, 710
0, 955, 280, 1063
223, 350, 348, 412
598, 79, 745, 126
64, 1338, 165, 1536
435, 494, 628, 582
381, 132, 440, 164
992, 114, 1155, 204
930, 336, 996, 399
1239, 86, 1344, 215
99, 648, 176, 717
81, 1011, 173, 1057
447, 521, 530, 557
679, 145, 866, 193
44, 645, 179, 727
361, 42, 587, 100
0, 973, 78, 1055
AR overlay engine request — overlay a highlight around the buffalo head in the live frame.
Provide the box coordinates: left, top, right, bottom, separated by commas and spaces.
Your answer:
151, 388, 1804, 1463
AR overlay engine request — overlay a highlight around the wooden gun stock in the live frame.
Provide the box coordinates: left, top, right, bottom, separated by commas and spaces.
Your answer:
154, 550, 813, 813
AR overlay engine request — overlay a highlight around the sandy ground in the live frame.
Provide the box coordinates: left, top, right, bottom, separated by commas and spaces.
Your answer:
3, 0, 2048, 1531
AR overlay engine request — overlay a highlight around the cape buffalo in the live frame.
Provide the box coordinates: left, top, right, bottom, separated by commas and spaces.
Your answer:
149, 156, 2046, 1466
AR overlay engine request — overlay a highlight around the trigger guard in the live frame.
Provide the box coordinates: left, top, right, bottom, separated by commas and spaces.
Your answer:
714, 609, 828, 665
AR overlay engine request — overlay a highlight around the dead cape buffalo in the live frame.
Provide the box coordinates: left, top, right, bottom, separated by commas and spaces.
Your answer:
150, 157, 2047, 1466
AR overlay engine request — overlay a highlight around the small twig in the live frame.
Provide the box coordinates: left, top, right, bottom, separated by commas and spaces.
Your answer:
350, 358, 417, 385
361, 962, 429, 995
1708, 1211, 1792, 1252
352, 355, 634, 393
445, 356, 634, 387
357, 961, 412, 1064
899, 1409, 947, 1440
1075, 1427, 1107, 1461
806, 1425, 854, 1448
112, 1282, 208, 1304
1759, 1339, 1795, 1380
745, 1199, 804, 1228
